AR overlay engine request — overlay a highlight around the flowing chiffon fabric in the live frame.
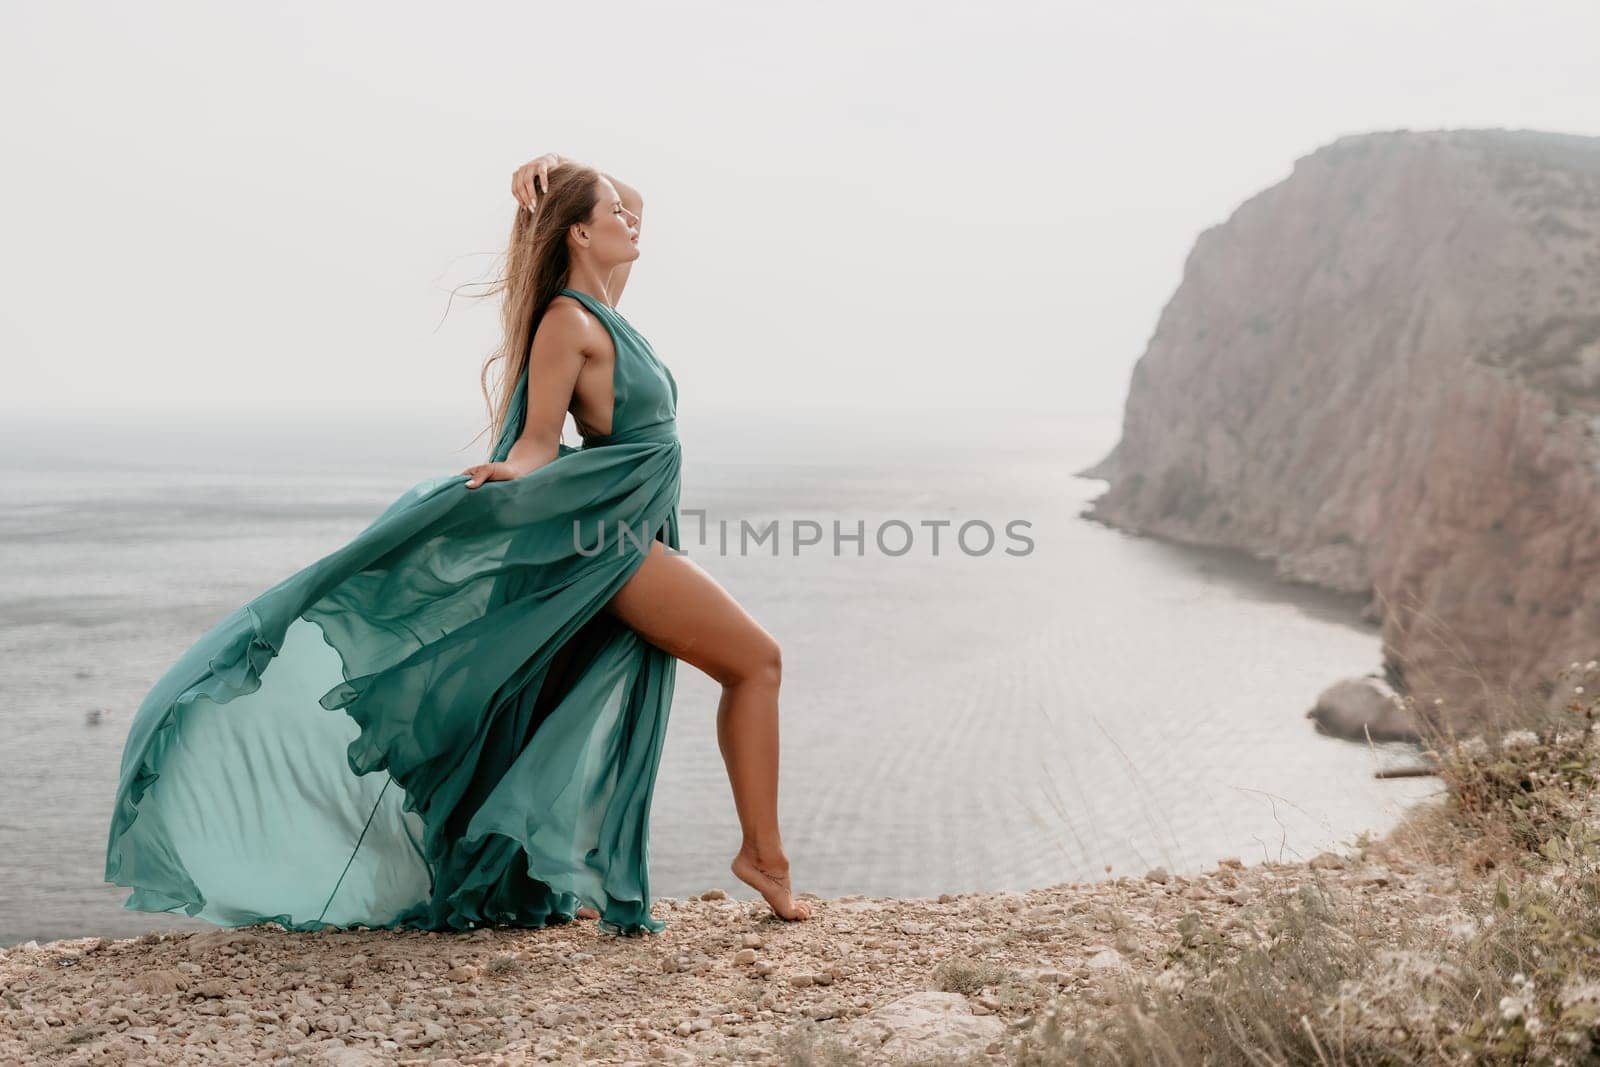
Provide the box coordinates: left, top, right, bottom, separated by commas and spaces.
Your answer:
104, 288, 683, 936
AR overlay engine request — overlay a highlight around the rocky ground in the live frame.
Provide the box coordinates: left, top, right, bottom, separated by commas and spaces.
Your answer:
0, 839, 1462, 1066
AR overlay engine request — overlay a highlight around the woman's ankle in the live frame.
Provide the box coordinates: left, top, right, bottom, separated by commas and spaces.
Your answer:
739, 839, 789, 868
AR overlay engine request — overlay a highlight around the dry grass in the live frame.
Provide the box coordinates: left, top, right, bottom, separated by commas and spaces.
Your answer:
1010, 669, 1600, 1066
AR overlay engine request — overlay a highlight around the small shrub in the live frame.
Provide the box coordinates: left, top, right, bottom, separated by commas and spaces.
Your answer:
932, 953, 1012, 996
484, 953, 523, 976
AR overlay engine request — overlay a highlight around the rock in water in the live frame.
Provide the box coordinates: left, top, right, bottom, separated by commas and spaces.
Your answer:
1308, 676, 1419, 741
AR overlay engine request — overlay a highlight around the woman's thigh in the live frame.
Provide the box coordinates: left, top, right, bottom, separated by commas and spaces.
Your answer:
603, 540, 779, 686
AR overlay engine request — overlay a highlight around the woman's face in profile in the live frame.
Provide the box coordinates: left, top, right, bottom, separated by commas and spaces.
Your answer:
591, 178, 641, 263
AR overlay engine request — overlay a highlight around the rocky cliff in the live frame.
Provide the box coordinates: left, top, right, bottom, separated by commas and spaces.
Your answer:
1083, 128, 1600, 732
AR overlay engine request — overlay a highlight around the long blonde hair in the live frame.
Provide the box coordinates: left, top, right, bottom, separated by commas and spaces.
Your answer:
459, 162, 602, 459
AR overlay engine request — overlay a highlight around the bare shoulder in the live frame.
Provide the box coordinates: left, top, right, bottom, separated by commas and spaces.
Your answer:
533, 298, 603, 362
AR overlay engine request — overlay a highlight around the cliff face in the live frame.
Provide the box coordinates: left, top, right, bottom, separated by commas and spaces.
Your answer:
1084, 129, 1600, 728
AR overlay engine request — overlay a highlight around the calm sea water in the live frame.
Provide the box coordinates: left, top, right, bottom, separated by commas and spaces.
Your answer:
0, 407, 1436, 947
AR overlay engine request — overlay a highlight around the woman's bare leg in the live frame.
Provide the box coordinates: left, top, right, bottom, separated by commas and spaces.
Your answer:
600, 538, 811, 921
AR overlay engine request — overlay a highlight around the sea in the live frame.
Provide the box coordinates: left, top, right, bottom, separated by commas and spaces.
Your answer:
0, 406, 1438, 947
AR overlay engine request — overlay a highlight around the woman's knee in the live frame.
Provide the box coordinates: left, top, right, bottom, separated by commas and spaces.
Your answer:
731, 632, 782, 689
763, 636, 783, 686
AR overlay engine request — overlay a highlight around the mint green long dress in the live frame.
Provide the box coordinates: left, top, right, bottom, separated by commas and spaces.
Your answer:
104, 287, 683, 937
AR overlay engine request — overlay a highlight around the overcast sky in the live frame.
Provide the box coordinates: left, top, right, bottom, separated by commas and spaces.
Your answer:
5, 1, 1599, 422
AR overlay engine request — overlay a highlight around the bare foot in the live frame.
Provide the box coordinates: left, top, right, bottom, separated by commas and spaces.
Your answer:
576, 905, 600, 920
732, 847, 813, 921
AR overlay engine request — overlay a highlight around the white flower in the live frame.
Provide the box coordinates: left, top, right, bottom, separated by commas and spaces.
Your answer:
1558, 978, 1600, 1011
1502, 730, 1539, 751
1500, 975, 1539, 1023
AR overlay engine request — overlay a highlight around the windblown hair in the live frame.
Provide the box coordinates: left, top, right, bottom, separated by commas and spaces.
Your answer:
462, 162, 602, 458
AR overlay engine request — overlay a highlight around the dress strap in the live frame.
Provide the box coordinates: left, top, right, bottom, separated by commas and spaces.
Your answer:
558, 287, 613, 316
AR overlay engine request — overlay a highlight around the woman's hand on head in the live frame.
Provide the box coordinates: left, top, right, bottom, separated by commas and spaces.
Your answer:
512, 153, 568, 210
461, 461, 524, 489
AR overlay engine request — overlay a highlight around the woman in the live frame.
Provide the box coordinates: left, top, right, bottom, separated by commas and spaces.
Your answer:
103, 152, 810, 937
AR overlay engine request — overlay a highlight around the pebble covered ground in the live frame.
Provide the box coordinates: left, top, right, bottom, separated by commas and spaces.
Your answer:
0, 837, 1464, 1066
